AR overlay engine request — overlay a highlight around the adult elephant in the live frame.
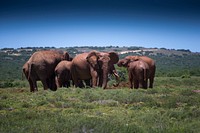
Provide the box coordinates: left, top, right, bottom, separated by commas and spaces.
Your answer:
55, 60, 73, 88
97, 53, 120, 87
117, 55, 156, 88
23, 50, 70, 92
117, 58, 149, 89
71, 50, 119, 89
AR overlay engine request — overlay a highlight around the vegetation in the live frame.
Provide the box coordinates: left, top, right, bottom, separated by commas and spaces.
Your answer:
1, 77, 200, 132
0, 46, 200, 132
152, 54, 200, 77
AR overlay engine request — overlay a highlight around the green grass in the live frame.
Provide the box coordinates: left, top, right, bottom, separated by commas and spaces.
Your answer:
0, 77, 200, 133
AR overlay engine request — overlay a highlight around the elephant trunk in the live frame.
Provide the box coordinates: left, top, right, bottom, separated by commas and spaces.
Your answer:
102, 66, 108, 89
113, 71, 120, 87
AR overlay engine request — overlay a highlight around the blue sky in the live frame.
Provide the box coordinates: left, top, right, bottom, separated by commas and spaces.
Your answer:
0, 0, 200, 52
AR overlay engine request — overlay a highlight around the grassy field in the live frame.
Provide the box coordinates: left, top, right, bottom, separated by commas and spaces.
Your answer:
0, 77, 200, 133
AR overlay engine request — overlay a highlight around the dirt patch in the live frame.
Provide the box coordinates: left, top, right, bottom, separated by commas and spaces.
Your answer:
107, 81, 130, 89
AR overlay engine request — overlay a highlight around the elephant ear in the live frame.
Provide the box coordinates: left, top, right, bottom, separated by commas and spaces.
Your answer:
109, 52, 119, 64
121, 57, 132, 67
63, 51, 70, 61
69, 56, 73, 61
123, 59, 131, 67
132, 56, 139, 61
86, 51, 100, 68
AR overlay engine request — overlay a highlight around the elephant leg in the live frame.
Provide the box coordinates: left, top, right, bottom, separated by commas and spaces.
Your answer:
66, 80, 70, 88
134, 80, 139, 89
78, 80, 85, 88
32, 80, 38, 92
149, 77, 154, 88
129, 81, 133, 89
139, 81, 143, 88
41, 79, 48, 90
84, 79, 92, 87
55, 77, 61, 88
65, 72, 71, 88
139, 76, 145, 89
71, 66, 80, 88
98, 70, 103, 87
71, 74, 79, 88
140, 80, 147, 89
55, 77, 59, 87
129, 73, 133, 89
91, 70, 98, 88
149, 68, 155, 88
28, 80, 34, 92
144, 80, 148, 89
74, 81, 79, 88
56, 77, 63, 88
75, 80, 82, 88
50, 77, 57, 91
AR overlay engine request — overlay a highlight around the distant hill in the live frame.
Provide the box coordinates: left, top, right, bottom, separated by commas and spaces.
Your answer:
0, 46, 200, 81
1, 46, 198, 57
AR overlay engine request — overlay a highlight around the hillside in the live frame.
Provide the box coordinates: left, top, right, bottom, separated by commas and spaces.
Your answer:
0, 46, 200, 83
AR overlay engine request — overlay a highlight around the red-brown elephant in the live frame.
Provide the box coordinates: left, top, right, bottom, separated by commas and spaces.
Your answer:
55, 60, 73, 88
22, 50, 70, 92
118, 58, 149, 89
117, 55, 156, 88
71, 50, 119, 89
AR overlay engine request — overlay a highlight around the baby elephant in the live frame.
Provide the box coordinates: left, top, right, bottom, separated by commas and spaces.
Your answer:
118, 58, 149, 89
55, 60, 73, 88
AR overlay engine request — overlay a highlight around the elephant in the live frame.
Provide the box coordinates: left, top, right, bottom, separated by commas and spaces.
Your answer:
55, 60, 73, 88
22, 61, 29, 80
118, 58, 149, 89
86, 51, 120, 88
117, 55, 156, 88
23, 50, 70, 92
71, 50, 119, 89
97, 53, 120, 87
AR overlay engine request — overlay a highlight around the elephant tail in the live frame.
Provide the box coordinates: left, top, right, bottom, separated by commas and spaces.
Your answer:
143, 69, 148, 83
144, 69, 147, 82
143, 68, 149, 89
70, 63, 78, 87
22, 68, 27, 80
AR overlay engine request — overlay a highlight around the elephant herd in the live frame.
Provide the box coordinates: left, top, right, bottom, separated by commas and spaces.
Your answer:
22, 50, 156, 92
